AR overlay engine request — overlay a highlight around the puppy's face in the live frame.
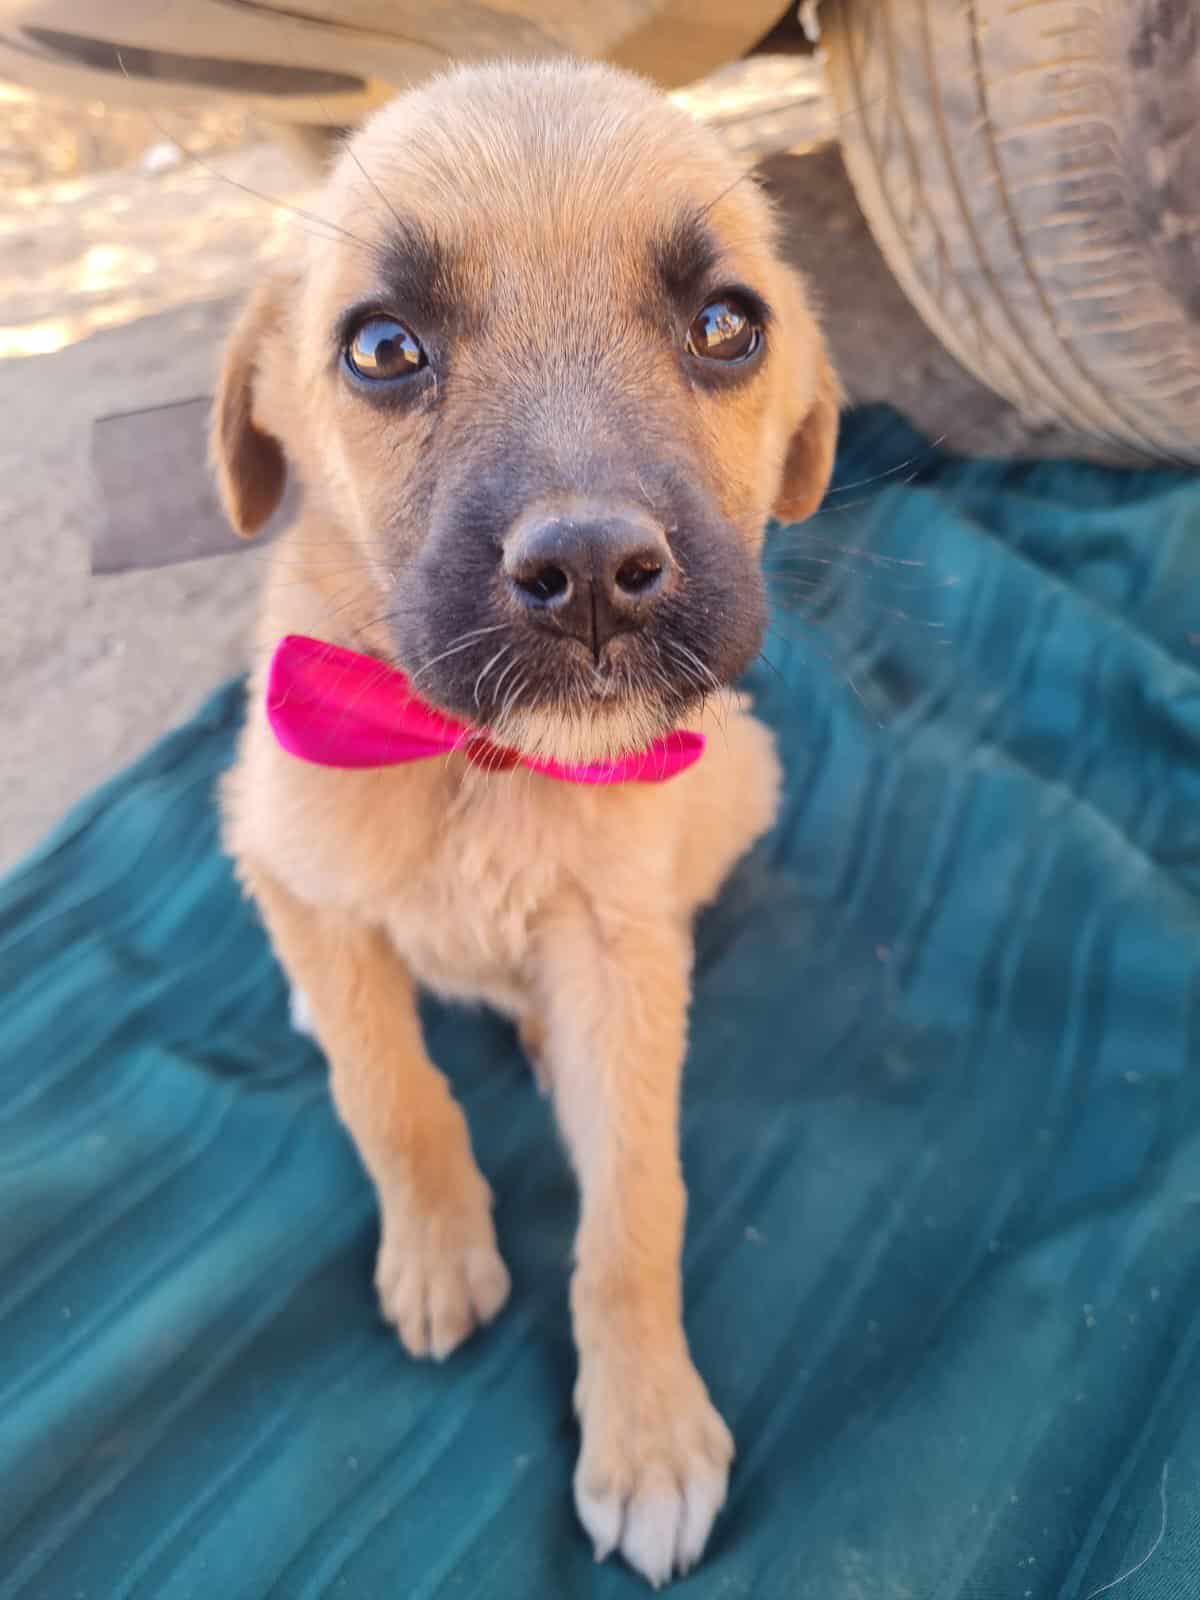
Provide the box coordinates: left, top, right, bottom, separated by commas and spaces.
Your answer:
215, 62, 838, 763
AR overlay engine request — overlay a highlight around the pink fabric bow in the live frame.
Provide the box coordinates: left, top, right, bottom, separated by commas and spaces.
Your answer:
266, 634, 705, 785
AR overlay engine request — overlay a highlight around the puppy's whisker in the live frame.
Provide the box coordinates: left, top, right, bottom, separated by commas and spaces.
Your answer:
772, 538, 928, 573
659, 643, 703, 707
499, 671, 530, 729
473, 644, 513, 712
409, 625, 507, 686
696, 162, 759, 223
755, 648, 786, 686
487, 653, 522, 715
340, 134, 406, 236
767, 630, 885, 729
823, 435, 947, 496
343, 607, 408, 643
325, 590, 383, 621
771, 598, 947, 640
669, 640, 723, 698
113, 50, 379, 259
664, 639, 729, 733
808, 472, 924, 518
632, 468, 659, 513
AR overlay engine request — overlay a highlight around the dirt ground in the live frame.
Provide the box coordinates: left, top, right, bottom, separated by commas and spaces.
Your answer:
0, 75, 1081, 870
0, 86, 302, 359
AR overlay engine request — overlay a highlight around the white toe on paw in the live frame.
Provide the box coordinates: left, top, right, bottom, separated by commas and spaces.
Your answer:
622, 1468, 689, 1588
678, 1462, 730, 1574
288, 984, 315, 1038
574, 1353, 733, 1586
375, 1207, 510, 1361
576, 1477, 623, 1563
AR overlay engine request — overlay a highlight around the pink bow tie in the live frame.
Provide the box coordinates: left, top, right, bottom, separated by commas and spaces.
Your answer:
266, 634, 705, 785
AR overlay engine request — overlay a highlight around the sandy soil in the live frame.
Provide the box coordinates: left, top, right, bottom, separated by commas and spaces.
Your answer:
0, 85, 305, 359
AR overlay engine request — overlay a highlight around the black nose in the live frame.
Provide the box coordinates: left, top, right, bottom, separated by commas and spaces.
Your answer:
503, 509, 673, 659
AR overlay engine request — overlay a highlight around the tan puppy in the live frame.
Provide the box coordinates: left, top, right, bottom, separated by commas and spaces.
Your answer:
214, 60, 838, 1588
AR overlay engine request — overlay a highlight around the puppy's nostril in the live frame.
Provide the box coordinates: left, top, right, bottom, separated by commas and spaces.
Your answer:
515, 564, 570, 604
615, 557, 664, 598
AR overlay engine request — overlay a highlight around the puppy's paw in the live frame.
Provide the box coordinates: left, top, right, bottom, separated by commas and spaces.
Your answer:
573, 1343, 733, 1587
288, 983, 315, 1038
375, 1181, 510, 1361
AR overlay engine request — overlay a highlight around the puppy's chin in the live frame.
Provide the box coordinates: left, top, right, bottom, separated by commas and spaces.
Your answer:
489, 689, 698, 768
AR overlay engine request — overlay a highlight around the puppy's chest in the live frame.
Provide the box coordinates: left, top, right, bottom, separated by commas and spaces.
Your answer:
381, 798, 565, 1008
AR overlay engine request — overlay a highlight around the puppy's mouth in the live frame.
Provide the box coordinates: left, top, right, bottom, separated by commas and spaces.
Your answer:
488, 666, 700, 767
395, 490, 766, 763
407, 624, 729, 768
582, 660, 640, 702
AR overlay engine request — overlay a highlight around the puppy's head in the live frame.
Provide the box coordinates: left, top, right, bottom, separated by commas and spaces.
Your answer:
215, 61, 838, 763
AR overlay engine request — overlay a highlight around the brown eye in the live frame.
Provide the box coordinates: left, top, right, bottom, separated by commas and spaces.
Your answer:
686, 297, 761, 364
345, 315, 425, 380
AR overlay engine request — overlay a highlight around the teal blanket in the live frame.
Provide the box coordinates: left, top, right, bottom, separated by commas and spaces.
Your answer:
4, 409, 1200, 1598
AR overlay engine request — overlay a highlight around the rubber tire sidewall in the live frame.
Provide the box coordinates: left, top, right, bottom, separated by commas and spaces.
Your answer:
823, 0, 1200, 465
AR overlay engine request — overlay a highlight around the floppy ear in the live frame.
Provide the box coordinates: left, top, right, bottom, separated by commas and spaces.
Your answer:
210, 274, 291, 537
773, 348, 842, 525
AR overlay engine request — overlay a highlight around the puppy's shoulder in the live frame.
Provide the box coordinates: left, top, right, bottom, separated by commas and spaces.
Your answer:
668, 698, 782, 914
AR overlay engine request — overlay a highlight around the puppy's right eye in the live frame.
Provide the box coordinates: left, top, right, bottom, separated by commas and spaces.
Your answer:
345, 315, 426, 381
685, 297, 761, 364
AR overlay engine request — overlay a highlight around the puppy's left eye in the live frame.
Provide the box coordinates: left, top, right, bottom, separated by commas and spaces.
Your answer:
345, 315, 426, 381
686, 298, 761, 364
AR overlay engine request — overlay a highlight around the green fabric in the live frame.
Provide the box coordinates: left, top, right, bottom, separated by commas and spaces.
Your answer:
3, 407, 1200, 1598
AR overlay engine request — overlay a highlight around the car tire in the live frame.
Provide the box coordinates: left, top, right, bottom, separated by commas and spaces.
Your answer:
822, 0, 1200, 465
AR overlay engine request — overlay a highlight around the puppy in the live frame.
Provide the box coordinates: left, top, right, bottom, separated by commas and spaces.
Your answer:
214, 60, 838, 1587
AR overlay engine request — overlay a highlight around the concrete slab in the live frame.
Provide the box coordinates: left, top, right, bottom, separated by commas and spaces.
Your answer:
0, 296, 257, 869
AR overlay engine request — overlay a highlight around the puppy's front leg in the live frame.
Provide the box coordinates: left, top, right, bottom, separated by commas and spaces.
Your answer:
534, 904, 732, 1587
244, 865, 510, 1359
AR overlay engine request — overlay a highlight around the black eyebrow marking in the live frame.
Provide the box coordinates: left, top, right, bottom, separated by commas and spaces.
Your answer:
367, 219, 458, 332
653, 209, 721, 307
